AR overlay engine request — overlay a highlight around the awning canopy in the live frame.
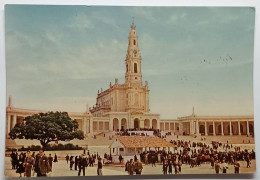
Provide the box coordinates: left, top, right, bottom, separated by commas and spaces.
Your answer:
116, 136, 175, 148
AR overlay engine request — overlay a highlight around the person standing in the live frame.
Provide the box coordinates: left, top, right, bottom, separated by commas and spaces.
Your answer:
135, 159, 143, 175
214, 160, 221, 174
34, 152, 41, 176
125, 160, 130, 173
158, 153, 161, 163
48, 154, 53, 172
210, 157, 215, 169
134, 155, 137, 162
162, 160, 168, 175
10, 151, 16, 169
78, 154, 87, 176
89, 155, 94, 167
66, 154, 69, 164
144, 154, 148, 165
53, 154, 58, 162
221, 160, 228, 174
39, 150, 51, 177
70, 156, 74, 170
168, 160, 173, 174
13, 152, 19, 169
75, 156, 78, 171
178, 160, 182, 173
234, 160, 240, 174
39, 150, 50, 176
97, 158, 103, 176
127, 159, 135, 175
24, 150, 35, 177
16, 153, 25, 177
246, 155, 251, 168
119, 155, 123, 163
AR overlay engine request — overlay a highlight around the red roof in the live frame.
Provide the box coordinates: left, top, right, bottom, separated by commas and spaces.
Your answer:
117, 136, 175, 148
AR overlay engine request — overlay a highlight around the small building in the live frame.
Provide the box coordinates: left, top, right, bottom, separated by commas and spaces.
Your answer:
109, 136, 175, 163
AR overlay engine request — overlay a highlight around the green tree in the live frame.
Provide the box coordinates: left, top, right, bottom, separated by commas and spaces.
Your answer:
9, 111, 84, 149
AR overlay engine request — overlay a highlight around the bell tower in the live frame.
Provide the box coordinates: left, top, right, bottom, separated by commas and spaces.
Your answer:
125, 22, 142, 87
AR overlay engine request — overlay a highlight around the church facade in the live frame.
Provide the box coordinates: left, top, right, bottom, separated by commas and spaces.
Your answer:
5, 23, 254, 138
89, 22, 160, 131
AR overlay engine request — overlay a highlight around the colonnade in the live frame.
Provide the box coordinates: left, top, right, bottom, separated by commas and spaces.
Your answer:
160, 120, 254, 136
6, 114, 18, 137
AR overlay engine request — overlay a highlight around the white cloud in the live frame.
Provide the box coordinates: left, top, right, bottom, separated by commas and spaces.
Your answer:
166, 12, 187, 24
67, 13, 94, 30
6, 31, 40, 51
131, 7, 158, 23
92, 14, 118, 28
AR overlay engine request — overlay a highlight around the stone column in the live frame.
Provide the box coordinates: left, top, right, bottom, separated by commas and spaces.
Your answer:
196, 121, 199, 134
97, 121, 99, 132
86, 119, 89, 133
12, 114, 17, 129
247, 121, 250, 135
189, 121, 192, 135
89, 119, 93, 133
7, 115, 11, 137
140, 120, 144, 129
119, 119, 121, 131
179, 122, 182, 134
174, 122, 175, 132
212, 121, 215, 136
229, 121, 232, 135
221, 121, 224, 136
82, 119, 86, 136
109, 119, 113, 131
103, 121, 105, 131
238, 121, 241, 135
164, 122, 166, 132
204, 121, 208, 136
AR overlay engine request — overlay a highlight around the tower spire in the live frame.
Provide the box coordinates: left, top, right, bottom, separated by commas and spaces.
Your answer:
125, 21, 142, 86
8, 96, 12, 107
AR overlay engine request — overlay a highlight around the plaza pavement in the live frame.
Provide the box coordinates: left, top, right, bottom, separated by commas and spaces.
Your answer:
5, 158, 255, 178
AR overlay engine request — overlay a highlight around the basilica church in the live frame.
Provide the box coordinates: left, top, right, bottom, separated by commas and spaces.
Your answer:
6, 23, 254, 138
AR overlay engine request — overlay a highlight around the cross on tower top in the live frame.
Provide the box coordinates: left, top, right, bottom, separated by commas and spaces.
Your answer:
131, 17, 135, 30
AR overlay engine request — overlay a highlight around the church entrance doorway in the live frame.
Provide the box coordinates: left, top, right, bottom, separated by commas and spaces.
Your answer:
121, 118, 127, 130
199, 125, 205, 135
134, 118, 140, 129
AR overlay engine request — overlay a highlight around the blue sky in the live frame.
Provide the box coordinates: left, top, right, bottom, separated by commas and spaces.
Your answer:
5, 5, 255, 118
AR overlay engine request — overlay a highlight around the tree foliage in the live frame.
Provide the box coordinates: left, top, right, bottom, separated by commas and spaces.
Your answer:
9, 111, 84, 149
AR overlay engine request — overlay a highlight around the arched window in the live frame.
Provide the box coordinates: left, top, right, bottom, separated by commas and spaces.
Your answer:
126, 64, 128, 72
134, 40, 136, 45
134, 63, 138, 73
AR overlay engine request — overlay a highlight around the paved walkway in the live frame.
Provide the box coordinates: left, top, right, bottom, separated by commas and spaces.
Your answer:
5, 158, 256, 178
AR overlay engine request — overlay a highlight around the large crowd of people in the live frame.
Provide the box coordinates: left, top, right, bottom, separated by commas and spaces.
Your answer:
116, 128, 166, 138
134, 138, 255, 175
10, 149, 110, 177
9, 136, 255, 177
